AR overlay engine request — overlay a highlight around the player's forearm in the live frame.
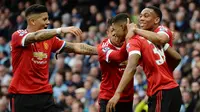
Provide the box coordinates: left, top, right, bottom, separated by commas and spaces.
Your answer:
109, 43, 128, 63
64, 42, 97, 55
165, 46, 181, 70
25, 29, 59, 45
115, 66, 136, 94
78, 43, 98, 55
135, 28, 165, 45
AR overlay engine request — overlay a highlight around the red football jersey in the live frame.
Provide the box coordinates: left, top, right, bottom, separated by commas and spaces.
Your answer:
154, 25, 173, 47
98, 38, 133, 102
8, 30, 66, 94
126, 35, 178, 96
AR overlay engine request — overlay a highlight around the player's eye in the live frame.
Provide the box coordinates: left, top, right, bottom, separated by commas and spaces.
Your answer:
144, 14, 149, 17
43, 18, 47, 21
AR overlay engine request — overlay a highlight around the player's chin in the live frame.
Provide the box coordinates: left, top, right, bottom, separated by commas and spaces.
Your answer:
140, 25, 146, 30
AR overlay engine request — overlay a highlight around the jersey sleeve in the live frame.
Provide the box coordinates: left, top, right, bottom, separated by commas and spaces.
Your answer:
126, 38, 142, 57
51, 37, 66, 53
11, 30, 30, 47
155, 26, 173, 40
97, 42, 128, 63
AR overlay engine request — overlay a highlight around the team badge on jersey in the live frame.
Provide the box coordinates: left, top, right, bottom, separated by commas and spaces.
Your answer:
43, 42, 49, 50
102, 47, 110, 53
159, 26, 168, 32
17, 30, 27, 36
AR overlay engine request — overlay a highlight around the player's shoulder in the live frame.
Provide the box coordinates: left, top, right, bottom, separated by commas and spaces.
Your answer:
129, 35, 145, 42
12, 30, 28, 37
156, 25, 171, 32
97, 38, 111, 55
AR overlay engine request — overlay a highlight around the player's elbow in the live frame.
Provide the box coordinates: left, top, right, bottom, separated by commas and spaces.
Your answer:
158, 39, 168, 45
33, 33, 44, 41
127, 65, 137, 74
156, 34, 169, 45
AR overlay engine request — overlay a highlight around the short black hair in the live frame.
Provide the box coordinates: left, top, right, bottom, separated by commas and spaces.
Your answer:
112, 13, 131, 24
25, 4, 47, 17
146, 6, 162, 21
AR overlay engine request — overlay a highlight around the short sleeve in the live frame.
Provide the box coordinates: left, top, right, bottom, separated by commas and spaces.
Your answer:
126, 38, 142, 57
51, 37, 66, 53
98, 40, 128, 63
11, 30, 30, 47
155, 26, 172, 40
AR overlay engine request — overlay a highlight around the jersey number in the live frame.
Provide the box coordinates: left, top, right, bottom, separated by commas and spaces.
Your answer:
153, 46, 165, 65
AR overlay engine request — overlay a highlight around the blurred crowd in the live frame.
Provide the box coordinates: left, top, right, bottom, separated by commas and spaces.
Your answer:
0, 0, 200, 112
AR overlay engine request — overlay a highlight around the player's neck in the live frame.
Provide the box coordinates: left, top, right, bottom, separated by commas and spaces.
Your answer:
152, 24, 159, 31
26, 25, 40, 32
109, 38, 122, 48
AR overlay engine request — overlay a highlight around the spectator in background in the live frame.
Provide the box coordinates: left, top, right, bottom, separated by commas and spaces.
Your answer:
191, 67, 200, 83
0, 97, 9, 112
16, 15, 26, 30
0, 65, 11, 88
180, 77, 191, 92
49, 1, 62, 20
72, 73, 84, 88
182, 91, 195, 112
75, 88, 86, 104
191, 82, 200, 103
88, 5, 98, 26
175, 11, 189, 32
134, 73, 147, 98
72, 100, 84, 112
53, 71, 67, 103
173, 69, 182, 84
61, 13, 72, 27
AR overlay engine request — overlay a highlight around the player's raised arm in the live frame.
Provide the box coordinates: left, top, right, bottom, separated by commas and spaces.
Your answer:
99, 41, 128, 63
24, 27, 82, 46
164, 43, 182, 71
133, 27, 169, 46
63, 42, 98, 55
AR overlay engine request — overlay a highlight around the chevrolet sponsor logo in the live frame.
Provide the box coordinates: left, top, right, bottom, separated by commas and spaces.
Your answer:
33, 52, 47, 60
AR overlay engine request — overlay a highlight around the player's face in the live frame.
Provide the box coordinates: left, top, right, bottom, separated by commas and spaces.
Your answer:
111, 23, 126, 47
34, 12, 50, 29
139, 8, 158, 30
112, 23, 126, 40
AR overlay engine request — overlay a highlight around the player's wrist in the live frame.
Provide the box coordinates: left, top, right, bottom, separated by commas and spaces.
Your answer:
164, 43, 170, 51
56, 28, 62, 34
115, 91, 122, 96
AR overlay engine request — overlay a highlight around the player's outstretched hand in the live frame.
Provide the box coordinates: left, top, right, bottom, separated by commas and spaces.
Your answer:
61, 26, 82, 37
106, 93, 120, 112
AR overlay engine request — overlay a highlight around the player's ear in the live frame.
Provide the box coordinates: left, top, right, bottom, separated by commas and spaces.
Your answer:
155, 17, 160, 24
121, 24, 126, 31
29, 18, 35, 25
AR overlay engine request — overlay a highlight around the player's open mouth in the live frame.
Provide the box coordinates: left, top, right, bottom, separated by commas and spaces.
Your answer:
140, 23, 146, 27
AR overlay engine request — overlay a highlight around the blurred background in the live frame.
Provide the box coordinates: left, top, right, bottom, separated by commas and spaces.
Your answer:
0, 0, 200, 112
